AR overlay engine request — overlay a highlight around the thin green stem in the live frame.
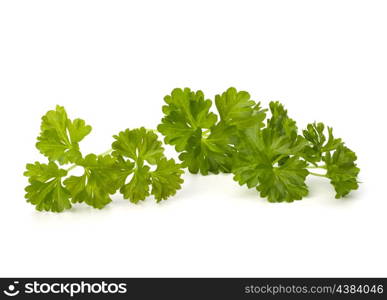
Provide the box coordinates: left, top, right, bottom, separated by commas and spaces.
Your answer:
307, 165, 326, 169
65, 148, 113, 172
308, 171, 327, 178
66, 164, 77, 172
99, 148, 113, 156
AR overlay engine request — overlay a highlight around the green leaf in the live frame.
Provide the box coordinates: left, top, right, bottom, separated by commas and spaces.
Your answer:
36, 105, 91, 164
233, 106, 309, 202
24, 161, 67, 181
179, 122, 235, 174
24, 162, 71, 212
267, 101, 298, 139
323, 145, 360, 198
158, 88, 252, 175
256, 157, 309, 202
233, 149, 309, 203
215, 87, 266, 129
302, 122, 342, 164
112, 127, 164, 165
64, 154, 133, 209
150, 158, 184, 202
120, 165, 151, 203
301, 123, 360, 198
157, 88, 218, 152
112, 127, 185, 203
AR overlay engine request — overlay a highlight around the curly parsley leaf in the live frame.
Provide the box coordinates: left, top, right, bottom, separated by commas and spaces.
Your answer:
158, 88, 232, 175
157, 88, 218, 152
112, 127, 184, 203
36, 105, 91, 164
24, 162, 71, 212
158, 87, 267, 175
301, 122, 359, 197
232, 101, 309, 202
257, 157, 309, 202
112, 127, 164, 165
179, 122, 235, 174
322, 145, 360, 198
233, 126, 309, 202
263, 101, 308, 157
215, 87, 266, 129
302, 122, 342, 164
150, 158, 184, 202
267, 101, 298, 138
118, 165, 151, 203
64, 154, 133, 209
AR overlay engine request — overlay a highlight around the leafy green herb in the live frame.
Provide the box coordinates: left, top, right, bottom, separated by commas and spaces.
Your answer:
215, 87, 266, 130
300, 122, 360, 198
302, 122, 342, 164
25, 88, 360, 212
112, 128, 184, 203
232, 102, 309, 202
158, 87, 266, 175
25, 108, 184, 212
158, 88, 359, 202
231, 101, 359, 202
64, 154, 133, 209
36, 105, 92, 165
24, 162, 71, 212
323, 145, 360, 198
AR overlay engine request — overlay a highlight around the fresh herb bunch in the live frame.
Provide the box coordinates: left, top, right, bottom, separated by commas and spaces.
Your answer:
25, 88, 360, 212
24, 106, 184, 212
159, 88, 360, 202
157, 87, 266, 174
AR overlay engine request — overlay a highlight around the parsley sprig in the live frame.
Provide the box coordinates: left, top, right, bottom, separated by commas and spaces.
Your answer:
25, 106, 184, 212
159, 88, 360, 203
157, 87, 266, 174
25, 89, 360, 212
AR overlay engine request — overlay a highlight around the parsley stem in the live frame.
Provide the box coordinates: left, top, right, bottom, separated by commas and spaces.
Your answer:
307, 165, 326, 169
66, 164, 77, 172
99, 148, 113, 156
65, 148, 113, 172
308, 171, 327, 178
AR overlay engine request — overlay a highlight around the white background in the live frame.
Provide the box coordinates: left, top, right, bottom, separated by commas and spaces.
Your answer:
0, 0, 386, 277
